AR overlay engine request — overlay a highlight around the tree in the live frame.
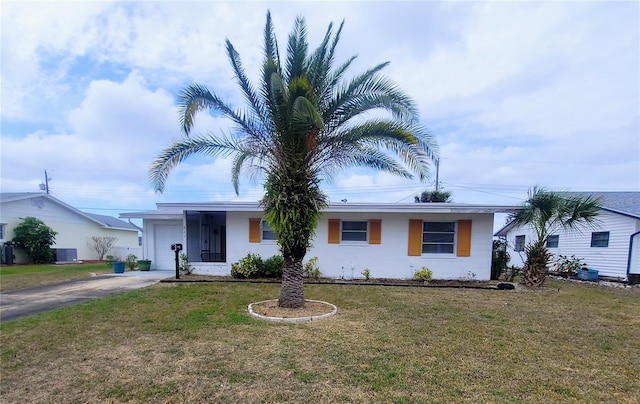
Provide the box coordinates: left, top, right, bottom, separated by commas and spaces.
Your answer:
414, 189, 452, 202
89, 236, 119, 260
12, 217, 58, 264
509, 187, 601, 286
150, 12, 438, 308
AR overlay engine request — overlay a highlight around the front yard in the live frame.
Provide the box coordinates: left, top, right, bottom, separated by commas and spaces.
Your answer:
0, 263, 112, 291
1, 279, 638, 402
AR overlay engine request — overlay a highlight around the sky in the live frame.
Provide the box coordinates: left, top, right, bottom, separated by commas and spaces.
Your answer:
1, 0, 639, 228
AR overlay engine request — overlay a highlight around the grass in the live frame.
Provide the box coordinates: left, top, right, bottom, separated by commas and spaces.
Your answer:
0, 263, 112, 291
1, 279, 639, 402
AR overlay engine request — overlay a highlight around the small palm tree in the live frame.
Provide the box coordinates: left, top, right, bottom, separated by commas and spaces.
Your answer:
510, 187, 601, 286
150, 12, 437, 307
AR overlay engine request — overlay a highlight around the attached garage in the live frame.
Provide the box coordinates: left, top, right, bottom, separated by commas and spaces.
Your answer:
152, 221, 183, 270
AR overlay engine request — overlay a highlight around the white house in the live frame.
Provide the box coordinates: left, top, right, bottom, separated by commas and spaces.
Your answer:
494, 192, 640, 282
120, 202, 518, 280
0, 193, 141, 264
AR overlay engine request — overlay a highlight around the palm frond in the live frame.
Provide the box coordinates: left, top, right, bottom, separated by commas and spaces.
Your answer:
285, 15, 308, 82
149, 134, 244, 193
225, 39, 268, 129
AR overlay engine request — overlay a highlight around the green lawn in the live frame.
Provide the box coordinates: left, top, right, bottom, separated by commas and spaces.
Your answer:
1, 279, 638, 403
0, 263, 112, 291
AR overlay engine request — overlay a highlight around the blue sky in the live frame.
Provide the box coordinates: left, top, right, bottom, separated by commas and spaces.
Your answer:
1, 1, 638, 226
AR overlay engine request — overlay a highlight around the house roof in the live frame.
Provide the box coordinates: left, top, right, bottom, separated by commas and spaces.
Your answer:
0, 192, 139, 231
493, 191, 640, 237
556, 192, 640, 219
119, 201, 520, 220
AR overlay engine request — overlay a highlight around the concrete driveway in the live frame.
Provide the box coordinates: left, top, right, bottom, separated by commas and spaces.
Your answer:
0, 270, 174, 322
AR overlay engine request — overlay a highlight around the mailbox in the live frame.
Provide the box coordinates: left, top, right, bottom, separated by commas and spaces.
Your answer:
171, 243, 183, 252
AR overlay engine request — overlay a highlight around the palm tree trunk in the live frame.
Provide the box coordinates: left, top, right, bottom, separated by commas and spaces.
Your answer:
523, 240, 552, 287
279, 256, 304, 308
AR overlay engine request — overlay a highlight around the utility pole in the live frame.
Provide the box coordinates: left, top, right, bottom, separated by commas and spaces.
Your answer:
434, 159, 440, 192
41, 170, 51, 194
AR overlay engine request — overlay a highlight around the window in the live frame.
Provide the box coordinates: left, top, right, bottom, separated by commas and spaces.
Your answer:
546, 235, 559, 248
341, 221, 368, 242
261, 220, 277, 241
514, 235, 526, 252
422, 222, 455, 254
0, 223, 5, 241
591, 231, 609, 247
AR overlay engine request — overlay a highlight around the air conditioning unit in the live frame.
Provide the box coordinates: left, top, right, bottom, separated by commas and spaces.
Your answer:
55, 248, 78, 262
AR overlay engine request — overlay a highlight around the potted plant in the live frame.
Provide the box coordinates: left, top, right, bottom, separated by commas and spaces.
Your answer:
111, 257, 125, 273
137, 258, 151, 271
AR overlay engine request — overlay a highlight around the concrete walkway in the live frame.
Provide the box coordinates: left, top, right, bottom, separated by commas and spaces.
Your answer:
0, 270, 174, 322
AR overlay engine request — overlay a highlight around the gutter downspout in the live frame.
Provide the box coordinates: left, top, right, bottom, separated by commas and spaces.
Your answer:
627, 230, 640, 282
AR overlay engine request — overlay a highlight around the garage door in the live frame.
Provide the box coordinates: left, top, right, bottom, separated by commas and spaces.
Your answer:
154, 223, 183, 270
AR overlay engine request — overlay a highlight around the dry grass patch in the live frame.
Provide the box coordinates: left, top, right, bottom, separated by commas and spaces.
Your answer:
1, 280, 639, 403
0, 263, 112, 291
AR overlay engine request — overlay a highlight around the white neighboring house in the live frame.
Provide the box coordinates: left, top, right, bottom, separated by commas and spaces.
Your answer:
0, 193, 141, 264
120, 201, 518, 280
494, 192, 640, 282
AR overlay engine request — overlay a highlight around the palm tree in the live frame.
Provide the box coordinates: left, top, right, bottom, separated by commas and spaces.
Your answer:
150, 12, 438, 308
510, 187, 601, 286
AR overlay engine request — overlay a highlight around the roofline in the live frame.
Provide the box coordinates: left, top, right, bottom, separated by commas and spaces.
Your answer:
601, 207, 640, 220
493, 207, 640, 237
2, 193, 138, 231
120, 201, 521, 219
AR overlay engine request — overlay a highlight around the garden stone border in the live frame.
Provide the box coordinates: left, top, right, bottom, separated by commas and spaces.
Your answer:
248, 299, 338, 323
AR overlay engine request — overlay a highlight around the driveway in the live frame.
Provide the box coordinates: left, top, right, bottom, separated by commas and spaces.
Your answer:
0, 270, 174, 322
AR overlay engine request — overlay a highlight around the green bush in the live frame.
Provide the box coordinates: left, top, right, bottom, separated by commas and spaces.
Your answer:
263, 255, 284, 278
231, 253, 263, 278
12, 217, 58, 264
125, 254, 138, 270
231, 253, 284, 279
413, 267, 433, 283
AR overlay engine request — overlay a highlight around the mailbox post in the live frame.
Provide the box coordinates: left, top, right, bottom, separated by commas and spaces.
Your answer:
171, 243, 183, 279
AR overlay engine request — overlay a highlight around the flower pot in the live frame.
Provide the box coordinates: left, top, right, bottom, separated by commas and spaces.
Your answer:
112, 261, 125, 274
577, 268, 598, 281
137, 260, 151, 271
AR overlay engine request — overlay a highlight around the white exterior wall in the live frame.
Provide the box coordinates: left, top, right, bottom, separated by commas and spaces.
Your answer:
1, 198, 139, 263
188, 211, 495, 280
503, 211, 640, 280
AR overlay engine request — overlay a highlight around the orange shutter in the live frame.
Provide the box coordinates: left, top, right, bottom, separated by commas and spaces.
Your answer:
408, 219, 423, 256
249, 218, 261, 243
456, 220, 472, 257
369, 219, 381, 244
328, 219, 340, 244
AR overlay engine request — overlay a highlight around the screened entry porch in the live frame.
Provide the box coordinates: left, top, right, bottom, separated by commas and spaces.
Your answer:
186, 211, 226, 263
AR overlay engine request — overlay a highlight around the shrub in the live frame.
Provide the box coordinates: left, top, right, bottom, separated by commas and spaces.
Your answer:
413, 267, 433, 283
12, 217, 58, 264
231, 253, 263, 279
125, 254, 138, 270
303, 257, 321, 279
362, 268, 372, 280
555, 254, 586, 277
263, 255, 284, 278
89, 236, 118, 261
179, 253, 194, 275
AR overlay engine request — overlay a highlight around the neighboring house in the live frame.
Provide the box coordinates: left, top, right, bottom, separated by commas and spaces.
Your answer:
120, 202, 518, 280
0, 193, 141, 263
494, 192, 640, 282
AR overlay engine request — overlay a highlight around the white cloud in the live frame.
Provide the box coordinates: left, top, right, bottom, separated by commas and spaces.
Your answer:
1, 1, 638, 218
